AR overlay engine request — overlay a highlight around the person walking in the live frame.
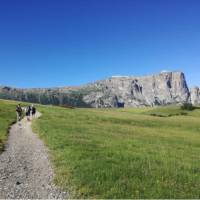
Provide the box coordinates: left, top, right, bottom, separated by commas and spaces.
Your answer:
31, 104, 36, 118
16, 104, 23, 122
26, 105, 31, 121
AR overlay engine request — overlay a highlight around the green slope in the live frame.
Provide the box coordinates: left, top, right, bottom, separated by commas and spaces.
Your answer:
32, 104, 200, 199
0, 100, 17, 152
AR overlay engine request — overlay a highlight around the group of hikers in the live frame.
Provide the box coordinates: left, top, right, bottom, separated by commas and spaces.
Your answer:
16, 104, 36, 122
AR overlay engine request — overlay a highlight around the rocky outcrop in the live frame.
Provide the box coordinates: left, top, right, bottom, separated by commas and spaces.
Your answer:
0, 71, 192, 108
82, 71, 190, 107
190, 87, 200, 105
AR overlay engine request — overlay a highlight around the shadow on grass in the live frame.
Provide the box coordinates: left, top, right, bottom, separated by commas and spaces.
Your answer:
150, 112, 188, 118
193, 106, 200, 110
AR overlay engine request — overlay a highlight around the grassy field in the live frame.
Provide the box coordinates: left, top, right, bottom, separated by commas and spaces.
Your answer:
0, 100, 17, 152
0, 99, 199, 198
31, 104, 200, 199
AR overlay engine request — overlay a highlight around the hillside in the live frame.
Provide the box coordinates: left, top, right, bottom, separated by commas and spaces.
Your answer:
31, 103, 200, 198
0, 99, 200, 198
1, 71, 199, 108
0, 100, 17, 151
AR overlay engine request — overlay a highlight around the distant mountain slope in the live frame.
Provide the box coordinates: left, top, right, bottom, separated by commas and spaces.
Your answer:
0, 71, 195, 108
0, 86, 90, 107
190, 87, 200, 105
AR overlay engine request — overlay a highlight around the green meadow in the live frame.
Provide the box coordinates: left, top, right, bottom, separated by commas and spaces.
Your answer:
0, 99, 200, 198
33, 104, 200, 199
0, 100, 17, 151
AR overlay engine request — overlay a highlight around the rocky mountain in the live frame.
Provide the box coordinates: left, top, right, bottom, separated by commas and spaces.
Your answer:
0, 71, 196, 108
82, 71, 190, 107
190, 87, 200, 105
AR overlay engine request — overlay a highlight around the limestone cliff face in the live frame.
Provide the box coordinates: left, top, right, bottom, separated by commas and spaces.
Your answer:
0, 71, 192, 108
190, 87, 200, 105
83, 71, 190, 108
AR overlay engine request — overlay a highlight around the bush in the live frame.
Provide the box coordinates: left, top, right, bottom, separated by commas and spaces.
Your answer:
181, 103, 195, 111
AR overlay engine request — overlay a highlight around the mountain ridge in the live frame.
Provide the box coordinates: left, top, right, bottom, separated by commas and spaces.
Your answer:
0, 71, 199, 107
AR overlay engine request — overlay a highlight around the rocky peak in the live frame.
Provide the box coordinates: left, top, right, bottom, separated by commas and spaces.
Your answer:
0, 71, 193, 108
82, 71, 190, 108
190, 87, 200, 105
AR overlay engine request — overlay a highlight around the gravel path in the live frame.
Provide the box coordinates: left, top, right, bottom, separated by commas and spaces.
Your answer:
0, 112, 68, 199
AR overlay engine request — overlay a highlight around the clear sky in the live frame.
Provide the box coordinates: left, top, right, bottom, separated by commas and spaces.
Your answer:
0, 0, 199, 88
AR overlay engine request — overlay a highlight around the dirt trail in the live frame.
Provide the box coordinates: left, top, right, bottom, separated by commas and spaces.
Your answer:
0, 112, 67, 199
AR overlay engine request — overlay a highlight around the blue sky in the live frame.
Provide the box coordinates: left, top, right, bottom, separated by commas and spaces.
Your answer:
0, 0, 199, 88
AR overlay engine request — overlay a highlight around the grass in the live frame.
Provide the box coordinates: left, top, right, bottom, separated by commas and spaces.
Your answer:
0, 100, 17, 152
144, 105, 189, 117
0, 99, 199, 198
31, 104, 200, 199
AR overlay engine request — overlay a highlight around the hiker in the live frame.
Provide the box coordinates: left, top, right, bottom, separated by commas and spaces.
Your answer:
16, 104, 23, 122
26, 105, 31, 121
31, 104, 36, 118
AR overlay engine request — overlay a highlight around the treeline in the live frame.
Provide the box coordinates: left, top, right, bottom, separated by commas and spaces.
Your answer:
0, 87, 90, 107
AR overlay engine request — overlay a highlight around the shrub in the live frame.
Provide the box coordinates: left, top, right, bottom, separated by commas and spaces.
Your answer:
181, 103, 195, 111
